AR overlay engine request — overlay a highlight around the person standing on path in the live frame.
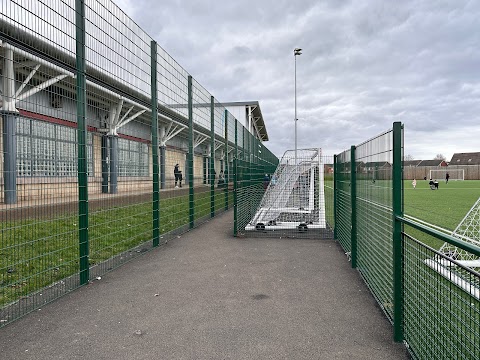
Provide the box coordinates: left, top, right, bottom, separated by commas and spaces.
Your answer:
174, 163, 182, 188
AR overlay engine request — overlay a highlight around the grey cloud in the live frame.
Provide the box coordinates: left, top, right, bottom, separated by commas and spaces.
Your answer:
116, 0, 480, 160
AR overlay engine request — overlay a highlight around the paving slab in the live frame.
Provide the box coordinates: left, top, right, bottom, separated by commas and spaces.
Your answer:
0, 210, 409, 359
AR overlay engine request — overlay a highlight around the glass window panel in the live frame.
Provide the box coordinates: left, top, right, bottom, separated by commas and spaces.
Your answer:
16, 118, 94, 177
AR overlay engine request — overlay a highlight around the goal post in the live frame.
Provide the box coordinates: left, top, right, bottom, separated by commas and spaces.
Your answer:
245, 148, 326, 232
429, 168, 464, 181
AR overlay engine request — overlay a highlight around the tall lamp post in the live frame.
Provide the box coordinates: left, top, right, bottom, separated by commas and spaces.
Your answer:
294, 48, 302, 165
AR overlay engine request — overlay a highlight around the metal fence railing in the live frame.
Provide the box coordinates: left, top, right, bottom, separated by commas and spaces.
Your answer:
402, 226, 480, 360
233, 159, 278, 237
335, 149, 352, 254
335, 122, 480, 359
0, 0, 278, 327
3, 3, 478, 357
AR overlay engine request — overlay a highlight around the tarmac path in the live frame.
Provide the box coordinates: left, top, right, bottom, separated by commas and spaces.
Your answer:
0, 210, 408, 359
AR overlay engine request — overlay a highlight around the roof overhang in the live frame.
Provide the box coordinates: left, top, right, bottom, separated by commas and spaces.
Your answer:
222, 101, 269, 142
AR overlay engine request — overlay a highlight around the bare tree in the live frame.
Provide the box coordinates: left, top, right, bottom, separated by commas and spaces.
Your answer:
404, 154, 414, 161
434, 153, 446, 161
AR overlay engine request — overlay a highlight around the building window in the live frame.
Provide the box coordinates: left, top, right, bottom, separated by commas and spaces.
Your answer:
118, 138, 149, 177
16, 117, 93, 177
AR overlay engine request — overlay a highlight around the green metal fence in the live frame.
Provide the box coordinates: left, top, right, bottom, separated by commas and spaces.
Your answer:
233, 159, 278, 237
2, 3, 478, 356
334, 150, 352, 253
0, 0, 278, 327
336, 122, 480, 359
401, 227, 480, 359
336, 129, 398, 316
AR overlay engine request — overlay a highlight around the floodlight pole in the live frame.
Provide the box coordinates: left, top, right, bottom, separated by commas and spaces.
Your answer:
294, 48, 302, 165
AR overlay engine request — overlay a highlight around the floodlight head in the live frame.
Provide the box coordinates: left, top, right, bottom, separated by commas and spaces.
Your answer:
294, 48, 302, 56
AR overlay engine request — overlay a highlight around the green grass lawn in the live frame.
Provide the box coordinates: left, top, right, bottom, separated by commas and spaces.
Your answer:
404, 179, 480, 248
2, 179, 478, 308
0, 189, 231, 307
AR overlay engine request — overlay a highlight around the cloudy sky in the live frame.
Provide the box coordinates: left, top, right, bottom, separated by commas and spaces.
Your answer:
115, 0, 480, 160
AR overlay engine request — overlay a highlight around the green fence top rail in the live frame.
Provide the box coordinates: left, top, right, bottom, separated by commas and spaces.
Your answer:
398, 215, 480, 257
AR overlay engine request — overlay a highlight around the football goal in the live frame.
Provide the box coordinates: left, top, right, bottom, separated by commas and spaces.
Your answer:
429, 168, 464, 181
424, 196, 480, 300
245, 148, 325, 232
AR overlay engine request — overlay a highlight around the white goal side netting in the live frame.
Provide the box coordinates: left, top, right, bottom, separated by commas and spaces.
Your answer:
245, 148, 325, 231
425, 196, 480, 299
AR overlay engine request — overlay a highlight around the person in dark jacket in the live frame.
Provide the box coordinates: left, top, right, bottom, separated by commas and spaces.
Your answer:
174, 163, 182, 188
217, 170, 225, 188
263, 174, 270, 190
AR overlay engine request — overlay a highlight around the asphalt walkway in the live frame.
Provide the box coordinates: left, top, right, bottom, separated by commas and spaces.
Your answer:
0, 210, 408, 359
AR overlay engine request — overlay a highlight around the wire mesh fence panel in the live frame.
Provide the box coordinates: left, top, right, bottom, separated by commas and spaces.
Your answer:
237, 120, 244, 160
355, 130, 395, 321
323, 155, 335, 230
234, 160, 275, 237
191, 79, 213, 225
0, 0, 279, 328
336, 149, 352, 253
403, 230, 480, 360
83, 1, 155, 278
0, 1, 77, 69
85, 0, 152, 98
156, 48, 189, 120
213, 100, 228, 213
0, 10, 83, 324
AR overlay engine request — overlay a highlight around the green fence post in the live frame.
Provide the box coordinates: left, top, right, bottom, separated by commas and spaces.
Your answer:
233, 120, 238, 235
151, 41, 160, 247
233, 158, 238, 236
245, 132, 248, 162
248, 130, 251, 162
188, 75, 194, 228
235, 120, 238, 162
350, 146, 357, 268
203, 157, 207, 184
392, 121, 404, 342
75, 0, 89, 285
224, 109, 229, 211
210, 96, 215, 218
242, 126, 245, 160
333, 154, 338, 240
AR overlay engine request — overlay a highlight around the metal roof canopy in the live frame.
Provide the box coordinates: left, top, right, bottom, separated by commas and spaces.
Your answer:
223, 101, 269, 142
0, 18, 250, 149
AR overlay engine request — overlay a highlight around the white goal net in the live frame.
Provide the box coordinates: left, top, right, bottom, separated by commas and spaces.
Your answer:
429, 168, 464, 181
425, 196, 480, 299
245, 148, 325, 232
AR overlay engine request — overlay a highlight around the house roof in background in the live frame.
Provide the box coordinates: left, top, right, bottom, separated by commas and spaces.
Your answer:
450, 152, 480, 165
418, 160, 446, 166
403, 160, 422, 166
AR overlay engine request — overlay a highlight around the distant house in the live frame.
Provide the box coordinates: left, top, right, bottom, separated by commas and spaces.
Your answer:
403, 160, 422, 167
417, 160, 448, 167
450, 152, 480, 165
324, 164, 334, 174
